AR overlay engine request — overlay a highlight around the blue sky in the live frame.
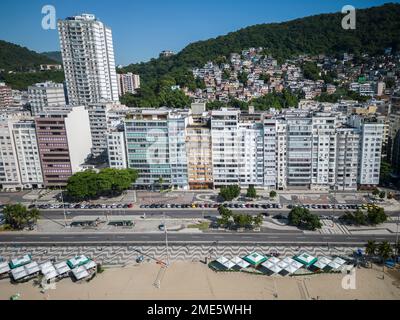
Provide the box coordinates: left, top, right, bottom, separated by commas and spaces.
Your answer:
0, 0, 398, 65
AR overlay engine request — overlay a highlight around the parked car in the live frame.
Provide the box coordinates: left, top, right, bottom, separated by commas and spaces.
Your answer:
158, 224, 165, 231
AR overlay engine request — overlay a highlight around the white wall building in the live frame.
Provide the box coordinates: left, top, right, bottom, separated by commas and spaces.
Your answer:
28, 81, 66, 115
58, 14, 119, 105
107, 131, 127, 169
211, 109, 240, 187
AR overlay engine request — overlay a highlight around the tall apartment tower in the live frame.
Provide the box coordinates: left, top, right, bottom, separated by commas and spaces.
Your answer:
35, 107, 92, 187
0, 82, 13, 108
28, 81, 66, 115
58, 14, 119, 105
117, 73, 140, 96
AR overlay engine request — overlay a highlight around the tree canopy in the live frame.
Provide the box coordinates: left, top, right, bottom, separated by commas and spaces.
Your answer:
3, 204, 40, 230
219, 185, 241, 202
288, 207, 322, 230
66, 168, 138, 201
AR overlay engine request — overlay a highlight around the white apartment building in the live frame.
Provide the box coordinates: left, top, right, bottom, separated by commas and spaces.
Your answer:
0, 119, 22, 190
310, 113, 337, 190
86, 102, 128, 158
107, 131, 127, 169
211, 109, 240, 187
238, 121, 264, 187
117, 73, 140, 96
11, 120, 44, 189
168, 115, 189, 189
349, 115, 384, 186
335, 127, 360, 190
28, 81, 66, 115
58, 14, 119, 105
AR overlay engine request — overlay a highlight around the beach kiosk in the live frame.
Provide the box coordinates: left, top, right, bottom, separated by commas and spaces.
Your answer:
294, 253, 318, 267
9, 255, 32, 269
67, 255, 91, 269
243, 252, 267, 268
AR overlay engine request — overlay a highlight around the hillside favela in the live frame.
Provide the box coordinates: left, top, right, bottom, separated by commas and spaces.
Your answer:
0, 1, 400, 303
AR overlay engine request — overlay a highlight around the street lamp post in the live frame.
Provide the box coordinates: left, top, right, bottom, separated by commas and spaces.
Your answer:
59, 186, 67, 227
164, 212, 170, 266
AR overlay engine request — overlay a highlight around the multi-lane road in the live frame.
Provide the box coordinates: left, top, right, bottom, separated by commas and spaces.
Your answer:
0, 231, 397, 245
39, 208, 400, 219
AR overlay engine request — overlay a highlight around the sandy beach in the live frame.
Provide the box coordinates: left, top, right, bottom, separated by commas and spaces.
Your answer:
0, 262, 399, 300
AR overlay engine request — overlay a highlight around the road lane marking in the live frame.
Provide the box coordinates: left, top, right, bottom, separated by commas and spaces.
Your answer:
87, 236, 99, 239
242, 236, 253, 239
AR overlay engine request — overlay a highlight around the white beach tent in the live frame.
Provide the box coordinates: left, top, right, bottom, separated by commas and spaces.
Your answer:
84, 260, 97, 270
25, 262, 40, 276
284, 264, 299, 274
291, 260, 303, 270
231, 257, 250, 269
313, 256, 332, 270
269, 264, 283, 274
11, 266, 28, 281
215, 256, 235, 270
261, 260, 275, 270
268, 257, 280, 264
0, 261, 10, 275
328, 261, 342, 270
282, 257, 296, 265
332, 257, 346, 266
277, 260, 289, 270
40, 262, 58, 281
54, 261, 71, 276
72, 266, 90, 281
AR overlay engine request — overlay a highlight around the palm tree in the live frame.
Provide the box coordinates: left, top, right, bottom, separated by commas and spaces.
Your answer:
365, 240, 377, 268
377, 241, 393, 276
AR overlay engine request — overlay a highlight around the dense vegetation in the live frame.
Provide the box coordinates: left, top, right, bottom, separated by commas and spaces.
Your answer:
219, 185, 241, 202
66, 168, 138, 201
41, 51, 63, 63
0, 40, 58, 71
2, 204, 40, 230
121, 3, 400, 105
217, 206, 263, 229
315, 87, 370, 103
339, 206, 388, 226
0, 70, 65, 90
288, 207, 322, 230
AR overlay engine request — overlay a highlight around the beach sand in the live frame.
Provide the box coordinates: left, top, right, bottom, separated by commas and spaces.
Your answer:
0, 262, 399, 300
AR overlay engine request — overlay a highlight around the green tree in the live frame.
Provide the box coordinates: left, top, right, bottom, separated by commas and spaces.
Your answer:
379, 191, 386, 199
377, 241, 393, 273
217, 205, 233, 227
219, 185, 241, 202
372, 189, 380, 197
380, 161, 392, 184
246, 185, 257, 198
253, 214, 264, 228
269, 191, 277, 198
3, 204, 40, 230
365, 240, 378, 257
367, 206, 387, 225
288, 207, 322, 230
66, 169, 138, 201
302, 62, 321, 81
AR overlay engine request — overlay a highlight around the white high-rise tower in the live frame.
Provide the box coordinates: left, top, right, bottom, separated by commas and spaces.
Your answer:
58, 14, 119, 105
